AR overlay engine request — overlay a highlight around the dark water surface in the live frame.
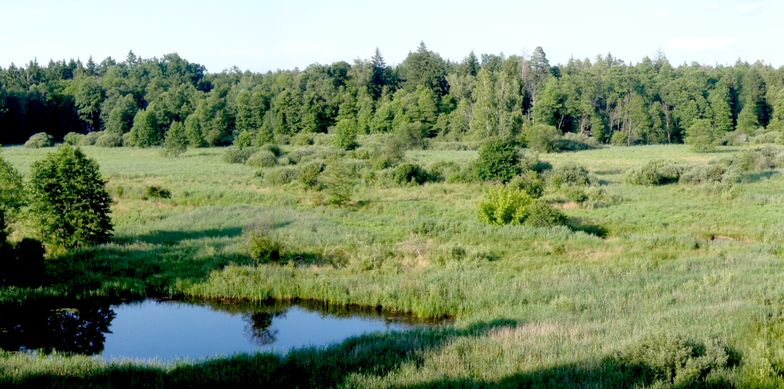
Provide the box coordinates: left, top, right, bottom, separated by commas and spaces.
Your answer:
0, 299, 441, 362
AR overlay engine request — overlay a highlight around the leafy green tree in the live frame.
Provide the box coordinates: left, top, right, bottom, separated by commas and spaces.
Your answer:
469, 69, 498, 138
685, 119, 719, 152
70, 76, 106, 131
478, 185, 532, 225
163, 121, 188, 157
477, 139, 522, 182
104, 94, 138, 134
334, 118, 358, 150
769, 88, 784, 130
27, 145, 113, 249
525, 124, 561, 152
128, 107, 163, 147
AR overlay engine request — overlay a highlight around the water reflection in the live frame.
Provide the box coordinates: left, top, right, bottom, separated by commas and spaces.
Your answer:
0, 304, 115, 355
0, 299, 443, 361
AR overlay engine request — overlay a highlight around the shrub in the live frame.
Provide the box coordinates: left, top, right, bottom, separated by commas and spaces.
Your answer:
520, 150, 552, 173
615, 335, 735, 387
508, 171, 545, 198
547, 163, 595, 188
63, 132, 85, 146
261, 143, 283, 157
477, 139, 522, 183
95, 132, 123, 147
369, 137, 406, 169
143, 185, 171, 200
79, 131, 101, 146
285, 149, 314, 165
524, 124, 561, 153
610, 131, 630, 146
27, 145, 113, 249
245, 150, 278, 168
292, 133, 314, 146
264, 166, 300, 186
24, 132, 53, 148
299, 161, 325, 188
0, 154, 25, 218
478, 186, 532, 225
626, 159, 683, 186
392, 162, 431, 185
554, 132, 598, 151
679, 163, 741, 185
524, 199, 567, 227
244, 223, 281, 263
223, 146, 258, 164
686, 119, 720, 152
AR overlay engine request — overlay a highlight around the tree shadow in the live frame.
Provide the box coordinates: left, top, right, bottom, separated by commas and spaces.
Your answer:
122, 227, 244, 246
567, 217, 609, 239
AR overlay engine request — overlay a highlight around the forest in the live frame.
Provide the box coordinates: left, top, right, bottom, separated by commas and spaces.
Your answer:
2, 43, 783, 149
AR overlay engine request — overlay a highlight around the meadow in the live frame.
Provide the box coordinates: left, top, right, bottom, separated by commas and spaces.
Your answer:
2, 142, 784, 387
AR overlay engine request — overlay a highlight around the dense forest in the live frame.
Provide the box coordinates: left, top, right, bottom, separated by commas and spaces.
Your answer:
2, 43, 784, 147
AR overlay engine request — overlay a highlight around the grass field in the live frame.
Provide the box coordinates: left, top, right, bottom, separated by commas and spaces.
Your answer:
2, 142, 784, 387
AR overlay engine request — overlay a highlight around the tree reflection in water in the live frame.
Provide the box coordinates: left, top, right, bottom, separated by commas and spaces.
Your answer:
0, 304, 115, 355
245, 311, 284, 345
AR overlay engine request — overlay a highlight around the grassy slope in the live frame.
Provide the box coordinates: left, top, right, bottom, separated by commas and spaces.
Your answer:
1, 144, 783, 387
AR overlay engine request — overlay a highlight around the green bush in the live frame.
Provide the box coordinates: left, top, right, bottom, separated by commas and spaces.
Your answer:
679, 163, 741, 185
508, 170, 545, 198
334, 119, 359, 150
392, 162, 432, 185
299, 161, 325, 188
223, 147, 258, 164
554, 132, 598, 151
524, 199, 567, 227
615, 334, 735, 387
0, 154, 25, 218
27, 145, 113, 249
626, 159, 683, 186
245, 223, 281, 263
264, 166, 300, 186
233, 131, 255, 148
292, 133, 314, 146
79, 131, 101, 146
524, 124, 561, 153
245, 150, 278, 168
143, 185, 172, 200
321, 161, 355, 206
24, 132, 53, 148
285, 149, 314, 165
547, 162, 595, 188
261, 143, 283, 157
478, 186, 532, 225
163, 121, 189, 157
95, 132, 124, 147
477, 139, 522, 183
63, 132, 85, 146
369, 137, 406, 169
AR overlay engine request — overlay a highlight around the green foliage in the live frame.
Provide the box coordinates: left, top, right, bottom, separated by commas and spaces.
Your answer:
129, 107, 165, 147
391, 162, 433, 186
524, 199, 567, 227
477, 139, 522, 182
508, 170, 545, 198
79, 131, 101, 146
263, 166, 300, 186
626, 160, 683, 186
0, 154, 25, 218
615, 335, 735, 387
321, 161, 355, 206
334, 119, 358, 150
679, 163, 741, 185
547, 162, 594, 188
525, 124, 561, 153
222, 147, 258, 164
685, 119, 720, 152
95, 132, 123, 147
143, 185, 171, 200
233, 131, 255, 149
478, 185, 532, 225
63, 132, 85, 146
24, 132, 53, 148
244, 222, 281, 263
163, 121, 189, 157
299, 161, 325, 188
27, 145, 113, 249
245, 150, 278, 168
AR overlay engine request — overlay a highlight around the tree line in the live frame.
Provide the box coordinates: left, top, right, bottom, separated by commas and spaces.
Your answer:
2, 44, 784, 147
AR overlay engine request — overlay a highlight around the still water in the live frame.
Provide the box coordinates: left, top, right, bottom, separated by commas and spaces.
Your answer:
0, 299, 439, 362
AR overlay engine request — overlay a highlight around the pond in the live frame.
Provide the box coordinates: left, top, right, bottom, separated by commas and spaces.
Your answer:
0, 299, 443, 362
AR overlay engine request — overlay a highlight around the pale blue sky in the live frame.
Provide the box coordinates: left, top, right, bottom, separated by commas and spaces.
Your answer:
1, 0, 781, 72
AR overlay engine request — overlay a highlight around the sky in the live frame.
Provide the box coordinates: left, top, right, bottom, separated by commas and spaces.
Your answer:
1, 0, 782, 73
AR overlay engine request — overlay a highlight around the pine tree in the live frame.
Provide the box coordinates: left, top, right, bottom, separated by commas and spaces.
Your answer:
708, 82, 734, 133
163, 121, 188, 157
